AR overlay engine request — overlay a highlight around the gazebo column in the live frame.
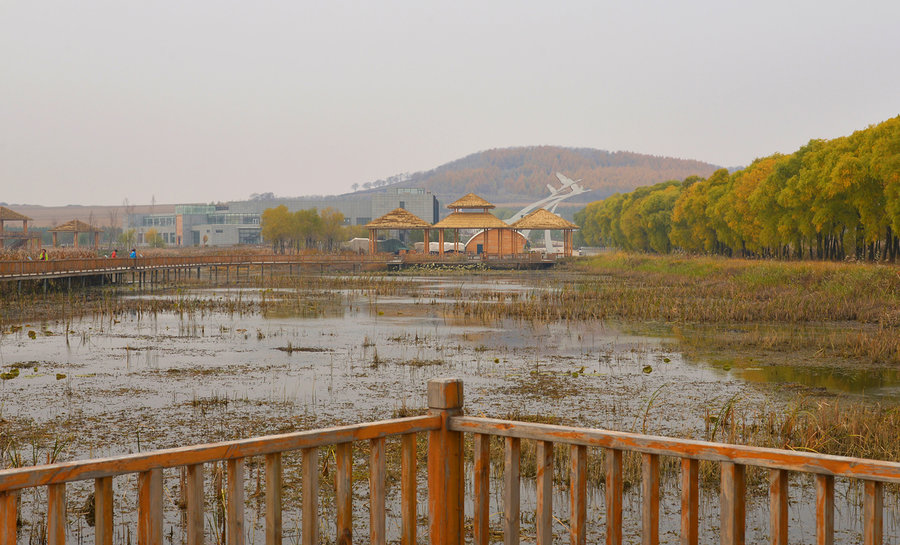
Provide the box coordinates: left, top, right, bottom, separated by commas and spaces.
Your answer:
454, 230, 459, 254
423, 229, 430, 254
74, 232, 80, 248
438, 230, 445, 257
23, 220, 28, 235
0, 220, 4, 249
94, 231, 100, 249
369, 230, 376, 254
52, 232, 58, 247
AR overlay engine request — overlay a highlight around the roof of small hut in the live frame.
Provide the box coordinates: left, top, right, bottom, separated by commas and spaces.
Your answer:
0, 207, 32, 221
365, 208, 432, 229
511, 209, 578, 230
433, 211, 508, 229
446, 193, 495, 210
50, 219, 101, 232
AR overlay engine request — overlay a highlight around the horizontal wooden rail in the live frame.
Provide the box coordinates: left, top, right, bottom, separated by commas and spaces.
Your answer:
449, 416, 900, 484
0, 415, 439, 492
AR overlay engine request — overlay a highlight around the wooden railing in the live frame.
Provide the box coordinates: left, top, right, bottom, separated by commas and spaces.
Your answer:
2, 378, 898, 545
0, 255, 391, 279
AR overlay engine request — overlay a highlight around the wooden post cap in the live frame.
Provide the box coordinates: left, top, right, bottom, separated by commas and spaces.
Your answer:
427, 378, 463, 409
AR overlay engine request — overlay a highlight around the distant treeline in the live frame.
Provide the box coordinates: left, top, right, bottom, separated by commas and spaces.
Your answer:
575, 116, 900, 261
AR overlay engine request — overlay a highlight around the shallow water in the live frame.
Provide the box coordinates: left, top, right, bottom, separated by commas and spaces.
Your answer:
1, 274, 898, 544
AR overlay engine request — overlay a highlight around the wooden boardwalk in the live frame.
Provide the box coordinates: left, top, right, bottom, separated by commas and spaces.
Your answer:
0, 253, 559, 283
1, 378, 897, 545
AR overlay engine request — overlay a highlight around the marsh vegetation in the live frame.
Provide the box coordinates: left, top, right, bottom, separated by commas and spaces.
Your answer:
1, 255, 898, 543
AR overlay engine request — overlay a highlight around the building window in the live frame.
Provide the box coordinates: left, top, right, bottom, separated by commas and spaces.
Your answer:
399, 201, 406, 209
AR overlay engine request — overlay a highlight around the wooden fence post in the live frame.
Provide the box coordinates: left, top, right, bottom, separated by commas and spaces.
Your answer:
427, 378, 464, 545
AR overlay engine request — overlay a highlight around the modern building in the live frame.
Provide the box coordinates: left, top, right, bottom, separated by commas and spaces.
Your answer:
125, 204, 261, 247
124, 188, 439, 247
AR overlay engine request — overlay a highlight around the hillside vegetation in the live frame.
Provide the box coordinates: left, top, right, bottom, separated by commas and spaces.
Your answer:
576, 116, 900, 261
360, 146, 719, 204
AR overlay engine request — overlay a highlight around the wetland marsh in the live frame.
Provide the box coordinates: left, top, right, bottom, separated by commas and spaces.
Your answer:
2, 258, 899, 544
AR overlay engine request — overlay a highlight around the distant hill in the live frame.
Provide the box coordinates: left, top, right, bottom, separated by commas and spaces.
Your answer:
357, 146, 721, 205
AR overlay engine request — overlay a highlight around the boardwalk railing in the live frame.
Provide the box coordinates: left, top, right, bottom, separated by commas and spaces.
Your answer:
0, 252, 558, 280
0, 255, 390, 280
2, 378, 898, 545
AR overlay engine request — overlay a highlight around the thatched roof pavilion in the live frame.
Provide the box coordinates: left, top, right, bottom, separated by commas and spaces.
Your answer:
511, 208, 579, 256
432, 212, 507, 230
49, 219, 102, 249
446, 193, 495, 211
365, 208, 432, 254
510, 209, 578, 230
0, 206, 41, 250
433, 193, 519, 257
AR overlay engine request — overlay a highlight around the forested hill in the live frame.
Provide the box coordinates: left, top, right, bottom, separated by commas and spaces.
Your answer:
359, 147, 720, 204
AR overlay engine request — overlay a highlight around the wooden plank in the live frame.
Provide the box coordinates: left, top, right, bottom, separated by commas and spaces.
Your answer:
335, 443, 352, 545
570, 445, 587, 545
815, 474, 834, 545
768, 469, 788, 545
536, 441, 553, 545
48, 482, 66, 545
474, 434, 491, 545
94, 477, 113, 545
720, 462, 745, 545
641, 453, 659, 545
0, 415, 441, 492
226, 458, 245, 545
680, 458, 699, 545
138, 469, 162, 545
265, 453, 282, 545
605, 448, 623, 545
186, 464, 204, 545
303, 447, 319, 545
863, 480, 883, 545
504, 437, 520, 545
446, 417, 900, 484
0, 491, 16, 545
401, 433, 417, 545
370, 439, 385, 545
427, 378, 464, 545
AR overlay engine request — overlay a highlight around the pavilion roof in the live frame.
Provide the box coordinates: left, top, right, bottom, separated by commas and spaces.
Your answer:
0, 206, 31, 221
511, 209, 578, 230
366, 208, 432, 229
433, 211, 508, 229
446, 193, 495, 210
50, 219, 101, 233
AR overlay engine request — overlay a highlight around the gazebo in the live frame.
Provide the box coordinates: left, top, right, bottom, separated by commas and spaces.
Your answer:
365, 208, 432, 254
432, 193, 513, 257
511, 208, 579, 256
50, 219, 102, 249
0, 206, 41, 250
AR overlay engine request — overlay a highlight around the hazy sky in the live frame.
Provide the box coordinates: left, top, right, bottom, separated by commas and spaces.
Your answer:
2, 1, 898, 206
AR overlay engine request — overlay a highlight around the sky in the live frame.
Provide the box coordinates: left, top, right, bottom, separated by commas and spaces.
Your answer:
1, 1, 898, 207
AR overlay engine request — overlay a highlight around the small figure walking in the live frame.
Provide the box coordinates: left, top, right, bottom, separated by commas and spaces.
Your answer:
39, 249, 48, 261
129, 248, 137, 259
111, 249, 117, 258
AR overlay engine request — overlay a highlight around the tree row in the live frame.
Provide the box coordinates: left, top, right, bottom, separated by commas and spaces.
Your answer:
576, 116, 900, 261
